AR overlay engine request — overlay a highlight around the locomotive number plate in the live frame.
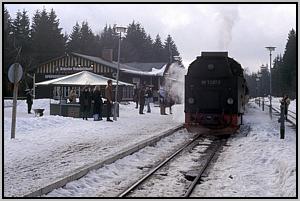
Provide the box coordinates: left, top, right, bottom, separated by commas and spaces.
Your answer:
201, 79, 221, 86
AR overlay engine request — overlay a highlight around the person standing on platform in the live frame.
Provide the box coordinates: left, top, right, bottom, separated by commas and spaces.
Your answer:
133, 84, 139, 109
68, 88, 77, 103
145, 86, 153, 113
158, 87, 167, 115
105, 80, 113, 122
280, 94, 291, 120
139, 84, 146, 114
80, 86, 92, 120
25, 89, 34, 114
92, 85, 103, 121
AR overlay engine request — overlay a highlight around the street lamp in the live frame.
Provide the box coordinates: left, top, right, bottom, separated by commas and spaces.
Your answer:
265, 46, 276, 114
113, 26, 127, 121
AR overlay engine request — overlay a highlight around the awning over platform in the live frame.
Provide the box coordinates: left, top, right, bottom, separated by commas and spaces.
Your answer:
36, 71, 133, 86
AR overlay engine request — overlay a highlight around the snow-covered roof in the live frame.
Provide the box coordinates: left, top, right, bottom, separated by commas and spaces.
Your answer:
71, 52, 168, 77
123, 62, 166, 72
35, 71, 133, 86
121, 64, 167, 76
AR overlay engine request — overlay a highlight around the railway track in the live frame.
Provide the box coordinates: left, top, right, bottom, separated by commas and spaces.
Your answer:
26, 125, 184, 197
118, 134, 228, 197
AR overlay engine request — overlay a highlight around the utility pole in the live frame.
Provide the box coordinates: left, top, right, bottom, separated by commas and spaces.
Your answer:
113, 26, 127, 121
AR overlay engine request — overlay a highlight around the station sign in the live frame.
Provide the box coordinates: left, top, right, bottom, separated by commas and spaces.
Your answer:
56, 66, 93, 71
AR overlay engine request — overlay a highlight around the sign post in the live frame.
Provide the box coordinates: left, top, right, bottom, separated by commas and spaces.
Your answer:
8, 63, 23, 139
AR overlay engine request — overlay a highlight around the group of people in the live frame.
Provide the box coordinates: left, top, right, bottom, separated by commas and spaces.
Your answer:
133, 84, 175, 115
72, 80, 114, 122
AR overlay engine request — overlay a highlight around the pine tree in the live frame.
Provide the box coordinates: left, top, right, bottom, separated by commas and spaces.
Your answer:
11, 9, 33, 92
4, 7, 14, 96
163, 35, 180, 63
48, 9, 66, 57
122, 21, 150, 62
80, 21, 96, 55
99, 25, 119, 60
31, 8, 66, 64
272, 55, 284, 96
142, 34, 154, 62
153, 34, 165, 62
4, 7, 14, 65
281, 29, 296, 97
67, 22, 82, 53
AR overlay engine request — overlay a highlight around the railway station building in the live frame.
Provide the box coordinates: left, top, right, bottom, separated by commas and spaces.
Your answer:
34, 52, 183, 101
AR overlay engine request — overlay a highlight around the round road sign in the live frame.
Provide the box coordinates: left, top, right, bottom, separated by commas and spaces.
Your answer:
8, 63, 23, 83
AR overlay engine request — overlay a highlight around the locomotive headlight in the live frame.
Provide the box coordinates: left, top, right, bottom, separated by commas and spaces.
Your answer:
227, 98, 234, 105
188, 97, 195, 104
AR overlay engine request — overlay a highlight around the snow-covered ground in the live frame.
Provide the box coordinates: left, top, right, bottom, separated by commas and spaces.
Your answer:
192, 101, 296, 197
3, 99, 183, 197
3, 98, 297, 197
44, 130, 196, 197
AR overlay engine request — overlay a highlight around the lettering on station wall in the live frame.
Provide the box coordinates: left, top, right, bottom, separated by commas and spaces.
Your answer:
56, 66, 93, 71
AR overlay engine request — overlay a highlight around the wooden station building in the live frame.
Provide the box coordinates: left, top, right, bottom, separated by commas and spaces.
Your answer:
34, 52, 174, 101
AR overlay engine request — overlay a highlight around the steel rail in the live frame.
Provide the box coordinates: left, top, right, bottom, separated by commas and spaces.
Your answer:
118, 133, 203, 197
264, 104, 296, 126
184, 139, 227, 197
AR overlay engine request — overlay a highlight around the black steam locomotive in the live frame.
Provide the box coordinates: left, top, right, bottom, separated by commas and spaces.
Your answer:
184, 52, 248, 134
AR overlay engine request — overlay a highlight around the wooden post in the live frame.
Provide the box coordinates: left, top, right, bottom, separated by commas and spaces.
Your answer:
11, 64, 19, 139
262, 98, 264, 111
280, 103, 285, 139
33, 73, 36, 99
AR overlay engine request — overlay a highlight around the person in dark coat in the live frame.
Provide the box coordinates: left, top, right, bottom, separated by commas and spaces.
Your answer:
26, 89, 33, 114
80, 86, 92, 120
92, 85, 103, 121
280, 94, 291, 120
105, 80, 113, 122
139, 85, 146, 114
133, 84, 139, 109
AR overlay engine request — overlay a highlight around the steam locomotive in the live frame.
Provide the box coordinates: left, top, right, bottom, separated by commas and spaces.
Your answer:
184, 52, 248, 134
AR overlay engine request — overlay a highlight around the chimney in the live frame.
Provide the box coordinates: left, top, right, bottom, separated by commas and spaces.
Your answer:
102, 49, 113, 62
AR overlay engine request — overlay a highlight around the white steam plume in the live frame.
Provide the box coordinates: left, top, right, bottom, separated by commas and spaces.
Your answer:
217, 6, 240, 50
163, 63, 187, 104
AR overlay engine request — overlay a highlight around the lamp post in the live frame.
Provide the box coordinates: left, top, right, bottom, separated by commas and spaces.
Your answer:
265, 46, 276, 114
113, 26, 127, 121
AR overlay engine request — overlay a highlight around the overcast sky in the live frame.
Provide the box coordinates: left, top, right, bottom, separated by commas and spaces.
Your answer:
5, 3, 296, 73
